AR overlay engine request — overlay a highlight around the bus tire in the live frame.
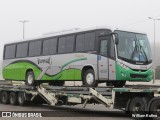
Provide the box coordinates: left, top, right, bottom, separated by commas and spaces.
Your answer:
49, 81, 65, 86
83, 69, 98, 87
26, 71, 35, 86
1, 91, 9, 104
129, 97, 147, 119
18, 92, 26, 106
9, 92, 17, 105
149, 99, 160, 120
112, 81, 126, 87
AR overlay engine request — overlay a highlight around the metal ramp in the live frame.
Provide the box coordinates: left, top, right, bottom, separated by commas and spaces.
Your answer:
36, 84, 113, 108
37, 85, 57, 106
89, 88, 113, 107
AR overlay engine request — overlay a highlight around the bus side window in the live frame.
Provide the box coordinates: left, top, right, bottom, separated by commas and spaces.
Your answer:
16, 42, 28, 58
43, 38, 57, 55
85, 32, 95, 51
76, 34, 85, 52
58, 35, 75, 54
4, 44, 16, 59
76, 32, 95, 52
65, 35, 74, 53
100, 40, 108, 56
29, 40, 42, 57
58, 37, 65, 53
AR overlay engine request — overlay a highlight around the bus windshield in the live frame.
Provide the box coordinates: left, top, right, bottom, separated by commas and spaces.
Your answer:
115, 30, 152, 64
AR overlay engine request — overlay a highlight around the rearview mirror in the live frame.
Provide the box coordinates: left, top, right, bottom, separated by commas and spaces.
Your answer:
111, 32, 119, 45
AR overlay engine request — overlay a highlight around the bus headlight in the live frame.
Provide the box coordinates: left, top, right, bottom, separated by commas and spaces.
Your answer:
118, 62, 128, 70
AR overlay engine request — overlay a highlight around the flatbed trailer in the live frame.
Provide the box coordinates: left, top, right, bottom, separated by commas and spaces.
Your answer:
0, 80, 160, 120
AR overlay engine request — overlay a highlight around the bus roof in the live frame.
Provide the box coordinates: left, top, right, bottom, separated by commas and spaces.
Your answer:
4, 26, 147, 45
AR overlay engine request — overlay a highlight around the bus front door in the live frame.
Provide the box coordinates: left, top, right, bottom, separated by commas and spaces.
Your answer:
98, 36, 110, 80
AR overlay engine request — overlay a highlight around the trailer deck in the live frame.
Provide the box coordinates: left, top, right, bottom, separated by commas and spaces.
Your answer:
0, 80, 160, 119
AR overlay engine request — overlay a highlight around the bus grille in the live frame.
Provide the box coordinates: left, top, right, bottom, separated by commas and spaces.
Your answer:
131, 69, 147, 72
130, 74, 148, 78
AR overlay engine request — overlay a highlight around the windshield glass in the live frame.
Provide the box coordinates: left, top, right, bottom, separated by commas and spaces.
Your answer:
115, 30, 152, 64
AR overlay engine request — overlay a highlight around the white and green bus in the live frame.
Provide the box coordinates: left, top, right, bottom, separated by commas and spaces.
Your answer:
2, 27, 153, 87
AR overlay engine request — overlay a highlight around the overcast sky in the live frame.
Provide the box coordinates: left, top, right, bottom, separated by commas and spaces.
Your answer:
0, 0, 160, 60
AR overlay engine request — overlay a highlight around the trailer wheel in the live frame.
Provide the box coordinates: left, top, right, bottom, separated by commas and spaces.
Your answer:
26, 71, 35, 86
150, 99, 160, 120
83, 69, 98, 87
18, 92, 26, 106
112, 81, 126, 87
1, 91, 9, 104
129, 97, 147, 117
9, 92, 17, 105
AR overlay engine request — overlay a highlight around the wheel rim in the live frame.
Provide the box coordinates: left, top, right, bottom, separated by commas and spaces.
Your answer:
27, 74, 33, 85
86, 73, 94, 85
10, 94, 14, 103
18, 94, 23, 104
2, 94, 7, 103
133, 103, 142, 112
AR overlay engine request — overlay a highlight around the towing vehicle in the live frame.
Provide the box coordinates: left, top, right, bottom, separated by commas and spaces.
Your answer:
0, 80, 160, 120
2, 27, 153, 87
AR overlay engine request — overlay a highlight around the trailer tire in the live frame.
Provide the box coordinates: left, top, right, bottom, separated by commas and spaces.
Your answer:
18, 92, 26, 106
83, 69, 98, 87
9, 92, 17, 105
1, 91, 9, 104
129, 97, 147, 119
26, 71, 35, 86
125, 99, 131, 114
149, 99, 160, 120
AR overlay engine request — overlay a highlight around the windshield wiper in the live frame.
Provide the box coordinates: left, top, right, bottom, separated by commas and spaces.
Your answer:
136, 37, 148, 63
130, 39, 148, 63
140, 45, 148, 63
130, 39, 139, 60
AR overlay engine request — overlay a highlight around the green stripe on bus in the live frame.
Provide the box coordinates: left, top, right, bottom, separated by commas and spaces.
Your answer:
3, 58, 87, 81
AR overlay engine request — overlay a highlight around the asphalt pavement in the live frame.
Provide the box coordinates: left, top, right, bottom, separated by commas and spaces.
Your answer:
0, 103, 134, 120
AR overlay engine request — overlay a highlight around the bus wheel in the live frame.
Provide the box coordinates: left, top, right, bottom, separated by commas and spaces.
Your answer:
112, 81, 126, 87
150, 99, 160, 120
18, 92, 26, 106
83, 69, 98, 87
49, 81, 65, 86
26, 71, 35, 86
1, 91, 9, 104
129, 97, 147, 117
9, 92, 17, 105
